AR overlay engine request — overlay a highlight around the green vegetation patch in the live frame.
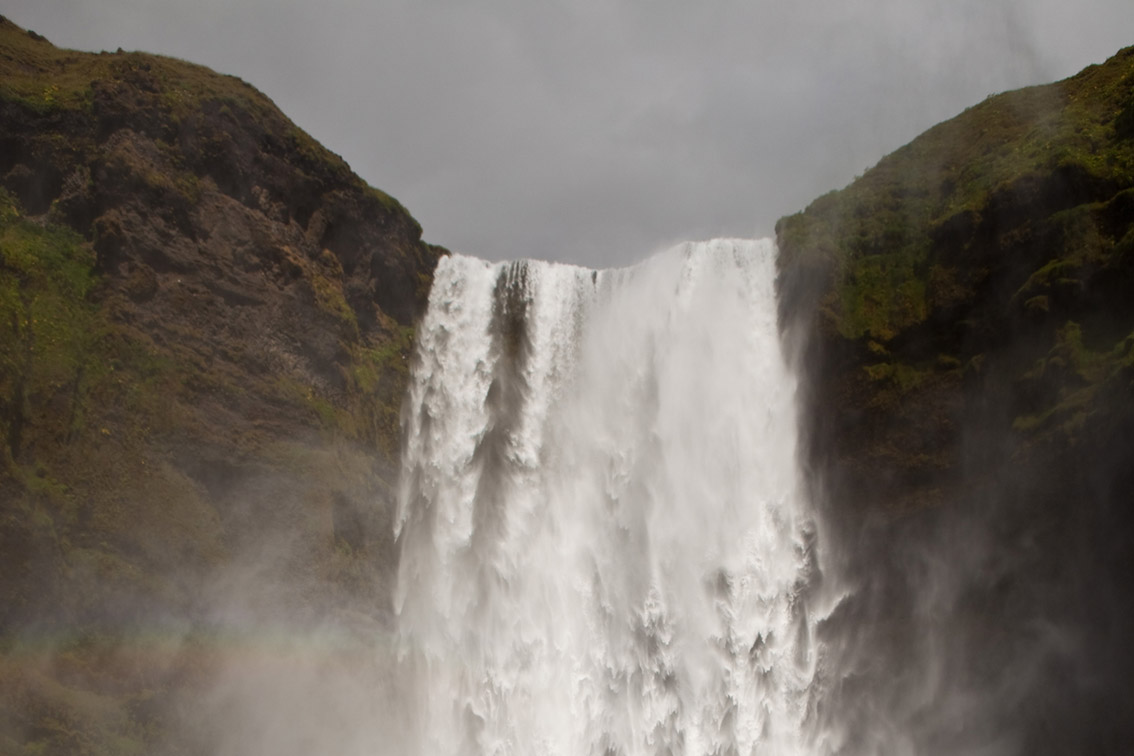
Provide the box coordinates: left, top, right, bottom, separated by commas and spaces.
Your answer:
0, 188, 100, 464
0, 19, 110, 112
275, 322, 415, 460
344, 325, 415, 457
777, 45, 1134, 344
0, 16, 357, 193
1013, 321, 1134, 437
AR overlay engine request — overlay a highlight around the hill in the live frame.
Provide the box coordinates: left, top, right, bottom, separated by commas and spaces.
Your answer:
4, 11, 1134, 753
0, 15, 442, 754
777, 45, 1134, 752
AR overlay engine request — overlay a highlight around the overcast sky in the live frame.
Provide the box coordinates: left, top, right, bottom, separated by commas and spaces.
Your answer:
6, 1, 1133, 267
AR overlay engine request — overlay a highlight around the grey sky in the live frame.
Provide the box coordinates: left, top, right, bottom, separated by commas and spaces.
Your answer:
5, 1, 1133, 266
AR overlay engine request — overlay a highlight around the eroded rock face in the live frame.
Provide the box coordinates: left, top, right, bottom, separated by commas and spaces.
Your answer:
777, 47, 1134, 753
0, 17, 442, 751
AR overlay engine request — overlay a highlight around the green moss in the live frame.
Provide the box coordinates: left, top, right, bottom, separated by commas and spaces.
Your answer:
1014, 258, 1083, 301
348, 326, 413, 393
1012, 383, 1097, 434
0, 185, 203, 536
0, 16, 364, 198
1117, 96, 1134, 139
310, 270, 357, 331
838, 252, 928, 340
864, 361, 930, 393
1023, 294, 1050, 315
0, 189, 101, 458
1012, 322, 1134, 435
773, 45, 1134, 522
1, 16, 437, 755
1052, 321, 1106, 381
297, 325, 412, 457
0, 23, 107, 113
268, 324, 416, 452
284, 125, 351, 177
778, 46, 1134, 344
265, 322, 413, 459
17, 464, 69, 501
365, 184, 407, 215
274, 376, 343, 430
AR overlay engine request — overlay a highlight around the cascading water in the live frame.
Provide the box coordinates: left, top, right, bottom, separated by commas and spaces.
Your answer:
393, 239, 833, 755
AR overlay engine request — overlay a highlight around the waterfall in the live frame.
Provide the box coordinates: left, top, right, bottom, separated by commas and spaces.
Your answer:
393, 239, 830, 755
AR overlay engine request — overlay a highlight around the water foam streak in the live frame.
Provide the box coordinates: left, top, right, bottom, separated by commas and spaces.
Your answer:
395, 239, 829, 755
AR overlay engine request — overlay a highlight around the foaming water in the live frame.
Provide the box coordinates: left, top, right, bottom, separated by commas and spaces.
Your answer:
394, 239, 831, 755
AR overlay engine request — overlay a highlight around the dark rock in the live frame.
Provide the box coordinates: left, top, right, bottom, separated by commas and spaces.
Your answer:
777, 45, 1134, 753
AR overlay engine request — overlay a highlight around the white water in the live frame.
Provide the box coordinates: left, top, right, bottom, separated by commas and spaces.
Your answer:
394, 239, 830, 755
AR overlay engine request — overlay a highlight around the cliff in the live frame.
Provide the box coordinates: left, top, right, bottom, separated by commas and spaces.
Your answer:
0, 16, 442, 754
777, 47, 1134, 751
5, 10, 1134, 754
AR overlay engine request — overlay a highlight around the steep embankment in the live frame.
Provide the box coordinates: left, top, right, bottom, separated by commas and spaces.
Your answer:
0, 17, 442, 754
777, 47, 1134, 752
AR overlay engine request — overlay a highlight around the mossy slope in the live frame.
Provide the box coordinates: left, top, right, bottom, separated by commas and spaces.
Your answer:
778, 44, 1134, 513
777, 46, 1134, 751
0, 16, 442, 754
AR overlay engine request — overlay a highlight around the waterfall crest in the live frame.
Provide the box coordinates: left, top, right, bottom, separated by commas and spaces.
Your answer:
394, 239, 829, 755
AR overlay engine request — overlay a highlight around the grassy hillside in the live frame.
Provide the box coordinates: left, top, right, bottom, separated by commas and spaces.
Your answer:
777, 46, 1134, 752
779, 44, 1134, 509
0, 16, 441, 754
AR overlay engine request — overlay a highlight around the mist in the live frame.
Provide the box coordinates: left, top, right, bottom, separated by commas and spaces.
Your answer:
2, 3, 1132, 754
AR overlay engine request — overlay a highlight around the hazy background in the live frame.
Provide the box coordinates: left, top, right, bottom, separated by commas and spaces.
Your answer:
6, 0, 1133, 266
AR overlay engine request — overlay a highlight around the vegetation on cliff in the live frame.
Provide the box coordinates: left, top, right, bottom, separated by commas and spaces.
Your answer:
0, 16, 442, 754
778, 44, 1134, 510
777, 46, 1134, 752
5, 7, 1132, 752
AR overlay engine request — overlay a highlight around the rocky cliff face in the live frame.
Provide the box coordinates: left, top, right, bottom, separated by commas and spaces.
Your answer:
0, 17, 442, 753
777, 47, 1134, 753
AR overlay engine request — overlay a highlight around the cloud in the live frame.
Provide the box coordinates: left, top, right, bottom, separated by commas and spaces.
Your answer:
5, 0, 1134, 265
